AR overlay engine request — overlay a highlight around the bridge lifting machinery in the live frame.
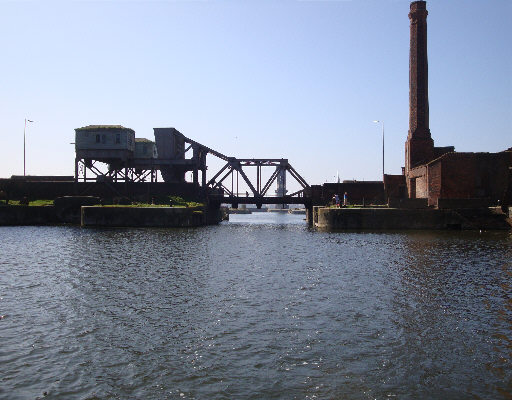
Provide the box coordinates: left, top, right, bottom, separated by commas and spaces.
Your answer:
74, 126, 310, 206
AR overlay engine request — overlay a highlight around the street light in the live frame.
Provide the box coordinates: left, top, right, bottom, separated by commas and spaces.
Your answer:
373, 120, 384, 178
24, 118, 34, 176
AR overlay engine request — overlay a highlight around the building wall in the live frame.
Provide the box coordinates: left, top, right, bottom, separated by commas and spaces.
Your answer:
437, 152, 511, 204
383, 174, 406, 200
405, 137, 434, 174
401, 152, 512, 206
426, 161, 441, 206
415, 173, 428, 199
322, 182, 384, 205
413, 151, 512, 206
154, 128, 185, 160
439, 155, 476, 200
75, 127, 136, 164
406, 165, 427, 198
135, 140, 157, 159
75, 129, 134, 152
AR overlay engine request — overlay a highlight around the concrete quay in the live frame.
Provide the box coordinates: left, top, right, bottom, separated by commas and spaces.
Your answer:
0, 203, 226, 228
0, 205, 59, 226
81, 206, 224, 228
313, 207, 511, 231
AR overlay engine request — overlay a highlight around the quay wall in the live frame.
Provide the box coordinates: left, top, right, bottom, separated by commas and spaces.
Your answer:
0, 205, 59, 226
0, 204, 225, 227
81, 206, 221, 228
315, 207, 511, 230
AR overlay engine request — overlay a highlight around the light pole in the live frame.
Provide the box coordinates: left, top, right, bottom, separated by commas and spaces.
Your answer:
373, 120, 384, 178
24, 118, 34, 176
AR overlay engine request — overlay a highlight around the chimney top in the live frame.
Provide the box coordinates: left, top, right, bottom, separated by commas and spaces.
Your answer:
410, 1, 427, 12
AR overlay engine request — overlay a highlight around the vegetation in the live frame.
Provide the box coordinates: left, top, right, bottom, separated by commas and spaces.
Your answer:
95, 196, 203, 208
168, 196, 203, 208
327, 204, 387, 208
2, 195, 203, 208
102, 203, 168, 208
4, 199, 54, 206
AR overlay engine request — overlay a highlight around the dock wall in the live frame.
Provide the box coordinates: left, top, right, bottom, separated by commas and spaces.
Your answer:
81, 206, 214, 228
0, 204, 224, 227
0, 205, 59, 226
315, 207, 511, 230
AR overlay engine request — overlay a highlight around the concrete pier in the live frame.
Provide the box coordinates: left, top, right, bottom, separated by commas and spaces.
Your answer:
314, 207, 511, 230
0, 203, 225, 227
0, 205, 58, 226
81, 206, 223, 228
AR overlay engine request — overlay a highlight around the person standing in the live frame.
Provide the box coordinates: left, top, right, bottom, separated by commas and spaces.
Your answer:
343, 192, 348, 207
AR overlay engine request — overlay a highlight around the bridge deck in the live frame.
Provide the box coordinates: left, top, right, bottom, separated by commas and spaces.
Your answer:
209, 195, 310, 205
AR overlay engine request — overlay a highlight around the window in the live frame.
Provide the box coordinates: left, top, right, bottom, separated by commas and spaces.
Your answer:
115, 133, 120, 144
96, 134, 100, 143
143, 145, 147, 154
101, 134, 106, 144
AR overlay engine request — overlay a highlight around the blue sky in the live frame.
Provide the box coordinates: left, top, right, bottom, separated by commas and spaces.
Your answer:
0, 0, 510, 192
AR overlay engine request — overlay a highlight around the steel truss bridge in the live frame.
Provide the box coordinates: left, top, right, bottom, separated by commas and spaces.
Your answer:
75, 130, 311, 207
205, 158, 310, 208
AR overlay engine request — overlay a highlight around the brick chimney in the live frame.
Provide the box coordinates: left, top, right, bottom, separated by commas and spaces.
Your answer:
405, 1, 434, 173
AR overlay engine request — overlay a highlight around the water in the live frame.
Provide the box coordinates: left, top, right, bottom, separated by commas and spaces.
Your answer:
1, 213, 511, 399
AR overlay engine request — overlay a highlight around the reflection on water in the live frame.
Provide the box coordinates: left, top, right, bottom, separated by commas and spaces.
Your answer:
0, 216, 511, 399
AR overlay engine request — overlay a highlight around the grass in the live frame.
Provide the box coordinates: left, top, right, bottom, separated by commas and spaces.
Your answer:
168, 196, 203, 208
102, 203, 169, 208
106, 202, 204, 208
327, 204, 388, 208
1, 196, 204, 208
3, 199, 54, 206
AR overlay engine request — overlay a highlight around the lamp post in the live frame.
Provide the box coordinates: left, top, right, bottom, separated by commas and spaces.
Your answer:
373, 120, 384, 178
24, 118, 34, 176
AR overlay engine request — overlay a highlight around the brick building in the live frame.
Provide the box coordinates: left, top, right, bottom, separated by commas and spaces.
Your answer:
385, 1, 511, 207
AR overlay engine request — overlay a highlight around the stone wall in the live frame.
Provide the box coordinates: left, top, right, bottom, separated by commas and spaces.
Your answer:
0, 206, 58, 225
427, 161, 441, 206
81, 206, 209, 228
387, 198, 428, 209
383, 174, 406, 200
437, 198, 492, 209
430, 151, 511, 206
315, 207, 511, 230
406, 165, 427, 198
402, 151, 512, 207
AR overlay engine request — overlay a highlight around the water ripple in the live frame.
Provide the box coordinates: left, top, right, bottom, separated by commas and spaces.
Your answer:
0, 221, 511, 399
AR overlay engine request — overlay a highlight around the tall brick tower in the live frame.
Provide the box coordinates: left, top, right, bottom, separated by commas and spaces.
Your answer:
405, 1, 434, 175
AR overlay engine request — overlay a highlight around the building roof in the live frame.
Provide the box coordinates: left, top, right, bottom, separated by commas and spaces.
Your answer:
135, 138, 153, 143
75, 125, 135, 133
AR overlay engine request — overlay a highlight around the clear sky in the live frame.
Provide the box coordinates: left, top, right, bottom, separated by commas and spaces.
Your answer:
0, 0, 510, 192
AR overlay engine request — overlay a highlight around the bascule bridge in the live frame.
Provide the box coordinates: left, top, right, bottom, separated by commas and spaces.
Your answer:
74, 126, 312, 210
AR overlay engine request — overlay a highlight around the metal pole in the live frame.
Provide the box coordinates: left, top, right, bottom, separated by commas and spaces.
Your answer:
23, 119, 34, 176
373, 120, 384, 178
23, 118, 26, 176
382, 121, 385, 177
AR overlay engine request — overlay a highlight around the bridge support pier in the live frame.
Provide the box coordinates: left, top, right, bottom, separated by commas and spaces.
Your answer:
306, 205, 314, 226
